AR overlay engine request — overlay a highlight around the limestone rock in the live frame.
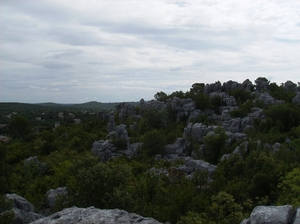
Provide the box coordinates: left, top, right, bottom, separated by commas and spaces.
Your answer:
210, 92, 237, 107
293, 207, 300, 224
242, 79, 254, 91
164, 138, 188, 156
242, 205, 294, 224
5, 193, 35, 212
116, 102, 137, 120
91, 140, 117, 161
5, 193, 43, 224
292, 92, 300, 105
140, 98, 166, 112
46, 187, 67, 209
253, 92, 283, 106
30, 206, 163, 224
184, 123, 214, 143
184, 157, 217, 178
13, 208, 43, 224
284, 81, 297, 92
107, 111, 116, 133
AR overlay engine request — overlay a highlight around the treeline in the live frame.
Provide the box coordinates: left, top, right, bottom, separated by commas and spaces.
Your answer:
1, 78, 300, 224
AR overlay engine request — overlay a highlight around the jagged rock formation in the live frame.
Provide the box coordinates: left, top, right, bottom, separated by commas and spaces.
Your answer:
116, 102, 138, 120
240, 205, 298, 224
164, 138, 188, 156
140, 98, 166, 112
92, 140, 141, 161
106, 111, 116, 133
30, 206, 163, 224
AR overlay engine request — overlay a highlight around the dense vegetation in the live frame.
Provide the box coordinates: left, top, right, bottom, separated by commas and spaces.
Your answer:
0, 79, 300, 224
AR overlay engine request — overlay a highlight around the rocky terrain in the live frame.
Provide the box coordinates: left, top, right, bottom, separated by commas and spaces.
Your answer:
1, 78, 300, 224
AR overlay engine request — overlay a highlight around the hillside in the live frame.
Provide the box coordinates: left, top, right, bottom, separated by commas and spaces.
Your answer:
1, 77, 300, 224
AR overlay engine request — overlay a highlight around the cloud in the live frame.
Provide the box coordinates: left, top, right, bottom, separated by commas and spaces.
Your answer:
0, 0, 299, 103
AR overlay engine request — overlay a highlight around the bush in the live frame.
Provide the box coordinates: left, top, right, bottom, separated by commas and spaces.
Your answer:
141, 129, 166, 156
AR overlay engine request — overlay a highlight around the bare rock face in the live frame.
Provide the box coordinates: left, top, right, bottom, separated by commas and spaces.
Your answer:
30, 206, 163, 224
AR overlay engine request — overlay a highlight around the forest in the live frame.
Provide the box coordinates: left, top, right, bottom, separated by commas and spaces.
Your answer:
0, 77, 300, 224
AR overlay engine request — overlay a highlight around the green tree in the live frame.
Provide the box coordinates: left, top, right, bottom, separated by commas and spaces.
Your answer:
277, 168, 300, 207
202, 127, 227, 164
141, 129, 166, 156
9, 115, 30, 139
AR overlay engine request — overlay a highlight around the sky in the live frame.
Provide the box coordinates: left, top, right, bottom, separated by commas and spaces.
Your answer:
1, 0, 300, 104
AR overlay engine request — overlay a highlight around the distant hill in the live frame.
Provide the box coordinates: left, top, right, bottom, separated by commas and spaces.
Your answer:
0, 101, 139, 113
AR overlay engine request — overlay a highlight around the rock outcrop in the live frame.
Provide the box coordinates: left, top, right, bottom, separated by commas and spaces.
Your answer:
116, 102, 137, 120
5, 193, 43, 224
241, 205, 295, 224
292, 92, 300, 105
46, 187, 67, 209
164, 138, 188, 156
30, 206, 163, 224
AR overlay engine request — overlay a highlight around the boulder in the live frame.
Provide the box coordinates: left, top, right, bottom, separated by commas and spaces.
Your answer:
255, 78, 269, 92
46, 187, 67, 209
30, 206, 163, 224
12, 208, 43, 224
184, 123, 214, 143
293, 207, 300, 224
106, 111, 116, 133
184, 157, 217, 178
284, 81, 297, 92
253, 92, 284, 106
210, 92, 237, 107
91, 140, 117, 161
242, 205, 294, 224
4, 193, 43, 224
242, 79, 254, 91
292, 92, 300, 105
115, 124, 129, 140
116, 102, 137, 120
164, 138, 188, 156
5, 193, 35, 212
166, 97, 196, 122
140, 98, 166, 112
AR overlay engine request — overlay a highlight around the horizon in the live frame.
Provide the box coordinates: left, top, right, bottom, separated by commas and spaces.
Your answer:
1, 0, 300, 104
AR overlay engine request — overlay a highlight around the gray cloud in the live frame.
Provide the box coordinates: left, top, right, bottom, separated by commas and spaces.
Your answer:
0, 0, 299, 103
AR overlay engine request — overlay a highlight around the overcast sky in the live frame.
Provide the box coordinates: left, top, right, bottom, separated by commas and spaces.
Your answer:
1, 0, 299, 103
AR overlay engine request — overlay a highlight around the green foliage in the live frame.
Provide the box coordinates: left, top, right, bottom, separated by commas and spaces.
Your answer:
263, 103, 300, 133
0, 196, 14, 224
67, 155, 132, 209
141, 129, 166, 156
277, 168, 300, 207
9, 115, 31, 139
202, 127, 227, 164
269, 82, 296, 102
154, 91, 169, 102
210, 191, 245, 224
230, 100, 253, 118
